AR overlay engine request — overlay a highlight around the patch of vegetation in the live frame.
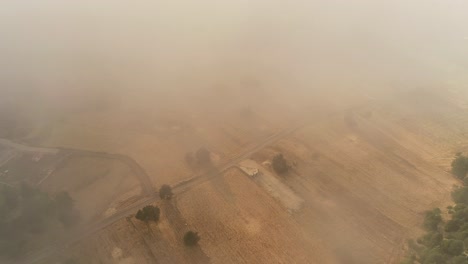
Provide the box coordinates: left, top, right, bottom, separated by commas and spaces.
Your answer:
159, 185, 173, 200
0, 183, 77, 258
272, 153, 290, 174
136, 205, 160, 222
401, 154, 468, 263
452, 153, 468, 180
185, 148, 212, 169
424, 208, 442, 231
183, 231, 200, 246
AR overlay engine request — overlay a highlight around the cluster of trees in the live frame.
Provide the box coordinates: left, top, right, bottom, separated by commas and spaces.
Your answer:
136, 184, 200, 247
0, 184, 77, 258
184, 231, 200, 246
272, 153, 290, 174
402, 202, 468, 264
135, 205, 160, 222
185, 148, 211, 168
401, 154, 468, 264
452, 153, 468, 180
159, 184, 173, 200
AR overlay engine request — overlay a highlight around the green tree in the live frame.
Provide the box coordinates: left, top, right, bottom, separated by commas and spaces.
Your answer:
450, 256, 468, 264
135, 205, 160, 222
452, 187, 468, 204
452, 153, 468, 179
183, 231, 200, 246
421, 232, 443, 248
159, 185, 173, 200
421, 248, 446, 264
272, 154, 289, 174
441, 239, 464, 256
446, 219, 461, 232
424, 208, 442, 231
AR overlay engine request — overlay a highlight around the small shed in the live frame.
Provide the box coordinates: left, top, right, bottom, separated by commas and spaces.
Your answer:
239, 166, 260, 177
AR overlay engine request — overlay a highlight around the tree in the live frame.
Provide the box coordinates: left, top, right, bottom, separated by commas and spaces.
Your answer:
159, 185, 173, 200
424, 208, 442, 231
451, 256, 468, 264
136, 205, 160, 222
452, 187, 468, 204
195, 148, 211, 165
421, 232, 443, 248
452, 153, 468, 180
445, 219, 461, 232
0, 185, 78, 258
441, 239, 464, 256
272, 154, 289, 174
421, 248, 446, 264
184, 231, 200, 246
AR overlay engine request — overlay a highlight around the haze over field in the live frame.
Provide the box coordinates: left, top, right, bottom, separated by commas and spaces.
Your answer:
1, 0, 467, 112
1, 1, 468, 264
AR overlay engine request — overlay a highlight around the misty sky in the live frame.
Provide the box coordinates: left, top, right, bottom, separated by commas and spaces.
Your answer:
0, 0, 467, 109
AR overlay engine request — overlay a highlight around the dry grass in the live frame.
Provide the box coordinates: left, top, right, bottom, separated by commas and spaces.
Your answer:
41, 156, 141, 222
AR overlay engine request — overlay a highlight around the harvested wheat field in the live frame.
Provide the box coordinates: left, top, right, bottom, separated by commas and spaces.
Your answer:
60, 167, 337, 264
60, 200, 210, 264
52, 93, 468, 264
176, 168, 336, 263
250, 94, 466, 263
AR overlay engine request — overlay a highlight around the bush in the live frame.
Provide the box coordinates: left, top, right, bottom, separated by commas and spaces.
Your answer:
421, 232, 443, 248
424, 208, 442, 231
272, 154, 289, 174
453, 187, 468, 204
183, 231, 200, 246
452, 154, 468, 180
136, 205, 160, 222
450, 256, 468, 264
441, 239, 464, 256
403, 153, 468, 263
159, 185, 173, 200
421, 248, 446, 264
446, 219, 462, 232
0, 184, 78, 258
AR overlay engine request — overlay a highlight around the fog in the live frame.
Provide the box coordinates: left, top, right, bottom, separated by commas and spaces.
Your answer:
2, 1, 468, 263
1, 0, 467, 115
